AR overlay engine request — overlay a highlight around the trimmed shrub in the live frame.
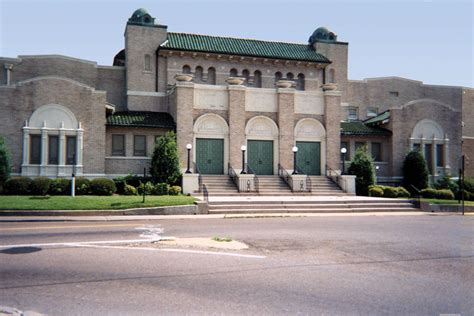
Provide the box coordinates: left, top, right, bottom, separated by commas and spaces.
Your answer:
462, 177, 474, 194
396, 187, 411, 198
138, 181, 155, 195
369, 186, 384, 197
402, 150, 429, 195
30, 177, 51, 195
90, 178, 116, 196
383, 186, 399, 198
49, 178, 71, 195
150, 131, 181, 185
123, 184, 138, 196
114, 177, 127, 195
169, 186, 181, 196
420, 188, 437, 199
434, 175, 459, 196
152, 183, 169, 195
348, 145, 375, 196
0, 135, 11, 193
435, 189, 454, 200
5, 177, 32, 195
75, 177, 91, 195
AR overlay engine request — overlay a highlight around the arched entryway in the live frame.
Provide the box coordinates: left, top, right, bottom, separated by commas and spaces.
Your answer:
193, 113, 229, 174
245, 116, 279, 175
294, 118, 326, 175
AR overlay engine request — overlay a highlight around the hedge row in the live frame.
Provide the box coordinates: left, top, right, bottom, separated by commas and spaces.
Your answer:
123, 181, 181, 196
420, 188, 455, 200
368, 185, 410, 198
3, 177, 116, 196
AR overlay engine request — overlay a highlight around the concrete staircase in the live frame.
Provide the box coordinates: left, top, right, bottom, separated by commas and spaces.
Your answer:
308, 176, 347, 196
208, 198, 419, 214
257, 176, 292, 195
197, 175, 240, 196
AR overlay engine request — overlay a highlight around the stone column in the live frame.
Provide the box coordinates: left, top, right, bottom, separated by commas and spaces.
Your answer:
431, 136, 437, 176
420, 137, 425, 158
228, 84, 246, 169
40, 123, 48, 176
444, 135, 450, 173
323, 89, 342, 173
277, 87, 295, 169
175, 81, 195, 170
21, 126, 30, 167
76, 123, 84, 175
58, 127, 66, 176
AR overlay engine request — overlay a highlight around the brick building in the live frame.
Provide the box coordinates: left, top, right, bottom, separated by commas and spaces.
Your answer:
0, 8, 471, 186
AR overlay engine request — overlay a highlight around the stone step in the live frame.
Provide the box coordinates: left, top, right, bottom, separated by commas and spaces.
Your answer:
209, 203, 415, 210
209, 207, 419, 214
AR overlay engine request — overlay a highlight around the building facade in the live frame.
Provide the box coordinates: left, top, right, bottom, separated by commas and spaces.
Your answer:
0, 8, 472, 184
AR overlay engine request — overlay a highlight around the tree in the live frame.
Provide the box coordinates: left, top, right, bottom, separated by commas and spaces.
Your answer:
348, 145, 375, 196
150, 131, 181, 185
402, 150, 428, 194
0, 135, 11, 193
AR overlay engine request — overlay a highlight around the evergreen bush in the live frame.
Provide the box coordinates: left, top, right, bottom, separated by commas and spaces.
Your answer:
150, 132, 181, 185
402, 150, 428, 194
30, 177, 51, 195
152, 183, 169, 195
75, 177, 91, 195
435, 189, 455, 200
5, 177, 32, 195
49, 178, 71, 195
123, 184, 138, 196
348, 145, 375, 196
138, 181, 155, 195
168, 185, 181, 195
396, 186, 411, 198
90, 178, 116, 196
0, 136, 11, 193
368, 185, 384, 197
420, 188, 438, 199
383, 186, 399, 198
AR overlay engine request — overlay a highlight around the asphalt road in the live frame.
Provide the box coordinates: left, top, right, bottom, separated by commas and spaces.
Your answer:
0, 215, 473, 315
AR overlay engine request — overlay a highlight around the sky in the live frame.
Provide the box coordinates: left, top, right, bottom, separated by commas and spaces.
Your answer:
0, 0, 472, 87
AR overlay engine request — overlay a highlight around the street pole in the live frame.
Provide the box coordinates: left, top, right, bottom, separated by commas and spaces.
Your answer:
461, 155, 465, 216
185, 144, 192, 174
142, 167, 146, 203
71, 153, 76, 197
240, 145, 247, 174
292, 146, 298, 175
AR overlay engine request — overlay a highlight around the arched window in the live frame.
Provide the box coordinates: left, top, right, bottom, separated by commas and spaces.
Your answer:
195, 66, 203, 83
286, 72, 294, 80
182, 65, 191, 74
207, 67, 216, 85
144, 54, 151, 71
230, 68, 238, 77
296, 73, 305, 91
254, 70, 262, 88
275, 71, 283, 83
242, 69, 250, 83
328, 68, 335, 83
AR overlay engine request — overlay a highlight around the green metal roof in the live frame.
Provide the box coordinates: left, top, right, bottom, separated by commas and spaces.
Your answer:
160, 32, 331, 63
364, 111, 390, 125
341, 122, 392, 136
107, 111, 175, 129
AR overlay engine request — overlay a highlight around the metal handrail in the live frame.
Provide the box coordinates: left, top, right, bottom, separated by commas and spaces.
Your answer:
228, 163, 240, 192
410, 185, 421, 208
202, 183, 209, 203
194, 162, 202, 192
245, 163, 259, 192
278, 163, 293, 192
326, 165, 342, 189
296, 164, 312, 193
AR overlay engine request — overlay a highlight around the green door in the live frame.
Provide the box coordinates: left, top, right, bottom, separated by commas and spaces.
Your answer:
248, 140, 273, 175
196, 138, 224, 174
296, 141, 321, 175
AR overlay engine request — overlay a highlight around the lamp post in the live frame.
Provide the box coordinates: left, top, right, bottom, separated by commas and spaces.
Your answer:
71, 153, 76, 197
185, 143, 192, 174
341, 147, 347, 175
240, 145, 247, 174
375, 165, 380, 184
292, 146, 298, 175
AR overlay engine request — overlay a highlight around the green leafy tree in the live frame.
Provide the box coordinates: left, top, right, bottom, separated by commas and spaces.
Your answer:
348, 145, 375, 196
150, 131, 181, 185
402, 150, 429, 194
0, 136, 11, 193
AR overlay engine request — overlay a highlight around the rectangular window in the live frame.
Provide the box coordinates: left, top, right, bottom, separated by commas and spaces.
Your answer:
371, 142, 382, 162
29, 135, 41, 164
112, 135, 125, 156
340, 142, 350, 161
134, 135, 147, 156
367, 107, 378, 117
424, 144, 433, 174
48, 135, 59, 165
355, 142, 366, 153
348, 107, 358, 121
66, 136, 76, 165
436, 144, 444, 167
389, 91, 399, 97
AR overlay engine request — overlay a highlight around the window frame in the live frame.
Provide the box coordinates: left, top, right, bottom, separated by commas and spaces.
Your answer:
133, 135, 147, 157
371, 142, 382, 162
29, 134, 41, 165
112, 134, 126, 157
66, 136, 77, 165
347, 107, 358, 121
48, 135, 59, 165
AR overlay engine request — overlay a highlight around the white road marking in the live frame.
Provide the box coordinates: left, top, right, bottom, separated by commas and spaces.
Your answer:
74, 244, 266, 259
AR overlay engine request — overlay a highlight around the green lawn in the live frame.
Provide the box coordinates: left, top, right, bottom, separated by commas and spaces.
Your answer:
421, 198, 474, 206
0, 195, 196, 210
